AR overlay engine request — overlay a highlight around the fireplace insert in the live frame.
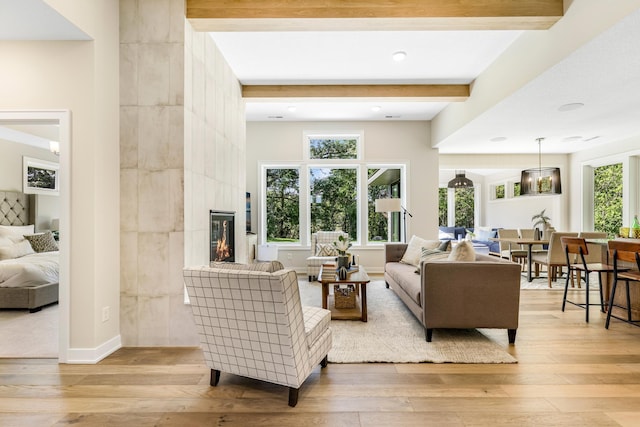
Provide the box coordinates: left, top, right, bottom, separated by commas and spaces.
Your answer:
210, 210, 235, 262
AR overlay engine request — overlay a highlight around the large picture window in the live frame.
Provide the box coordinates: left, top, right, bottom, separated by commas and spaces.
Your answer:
594, 163, 623, 238
309, 167, 358, 240
265, 168, 300, 243
261, 132, 405, 247
439, 186, 475, 228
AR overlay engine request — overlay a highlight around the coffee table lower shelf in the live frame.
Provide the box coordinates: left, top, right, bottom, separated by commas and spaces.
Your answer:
326, 294, 364, 321
319, 265, 370, 322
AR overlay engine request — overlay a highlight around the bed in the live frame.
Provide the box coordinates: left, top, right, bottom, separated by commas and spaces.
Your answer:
0, 191, 59, 312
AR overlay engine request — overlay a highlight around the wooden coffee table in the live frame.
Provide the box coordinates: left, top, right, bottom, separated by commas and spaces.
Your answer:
318, 265, 370, 322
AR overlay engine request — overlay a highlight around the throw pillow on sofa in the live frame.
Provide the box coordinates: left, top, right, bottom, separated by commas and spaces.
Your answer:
400, 235, 440, 266
414, 248, 450, 273
448, 240, 476, 261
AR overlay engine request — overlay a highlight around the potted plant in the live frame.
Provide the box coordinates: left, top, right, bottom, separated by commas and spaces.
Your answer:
532, 209, 551, 229
531, 209, 553, 239
333, 235, 352, 269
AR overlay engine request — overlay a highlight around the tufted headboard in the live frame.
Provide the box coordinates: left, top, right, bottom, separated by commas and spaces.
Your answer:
0, 191, 30, 226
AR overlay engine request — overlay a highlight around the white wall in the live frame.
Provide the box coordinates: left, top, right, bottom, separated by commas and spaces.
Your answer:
246, 121, 437, 274
0, 0, 120, 361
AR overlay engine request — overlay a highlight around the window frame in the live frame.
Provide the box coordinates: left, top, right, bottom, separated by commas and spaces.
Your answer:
259, 131, 407, 249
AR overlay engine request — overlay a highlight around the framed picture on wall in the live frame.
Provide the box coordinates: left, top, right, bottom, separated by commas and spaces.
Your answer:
23, 157, 60, 196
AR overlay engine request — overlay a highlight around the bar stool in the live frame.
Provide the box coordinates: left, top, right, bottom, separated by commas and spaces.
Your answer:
560, 237, 621, 323
605, 240, 640, 329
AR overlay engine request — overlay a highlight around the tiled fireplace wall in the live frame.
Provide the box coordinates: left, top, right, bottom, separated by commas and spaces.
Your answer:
119, 0, 246, 346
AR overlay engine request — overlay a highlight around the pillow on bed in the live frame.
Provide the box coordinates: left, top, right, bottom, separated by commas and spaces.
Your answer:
24, 231, 59, 253
0, 240, 35, 260
0, 224, 35, 237
0, 236, 14, 247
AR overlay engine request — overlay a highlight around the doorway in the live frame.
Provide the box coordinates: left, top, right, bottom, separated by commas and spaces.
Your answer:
0, 110, 70, 362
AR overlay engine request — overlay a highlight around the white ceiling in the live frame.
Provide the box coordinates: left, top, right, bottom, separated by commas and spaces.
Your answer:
210, 6, 640, 154
1, 2, 639, 156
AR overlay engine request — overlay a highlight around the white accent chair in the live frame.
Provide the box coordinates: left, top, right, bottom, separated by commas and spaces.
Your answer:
306, 231, 349, 281
183, 264, 332, 407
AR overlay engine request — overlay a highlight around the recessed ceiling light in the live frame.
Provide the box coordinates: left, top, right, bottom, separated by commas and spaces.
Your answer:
392, 51, 407, 62
558, 103, 584, 112
490, 136, 507, 142
371, 106, 381, 112
287, 106, 297, 112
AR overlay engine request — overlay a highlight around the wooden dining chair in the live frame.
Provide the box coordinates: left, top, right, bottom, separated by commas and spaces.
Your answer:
497, 229, 526, 269
605, 240, 640, 329
560, 237, 620, 323
519, 228, 545, 275
531, 232, 578, 288
574, 232, 608, 287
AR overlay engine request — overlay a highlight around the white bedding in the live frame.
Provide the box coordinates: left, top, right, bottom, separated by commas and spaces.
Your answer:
0, 251, 59, 288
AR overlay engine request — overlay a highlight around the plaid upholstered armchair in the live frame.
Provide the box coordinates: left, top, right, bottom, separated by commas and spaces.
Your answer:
183, 264, 332, 407
306, 231, 349, 281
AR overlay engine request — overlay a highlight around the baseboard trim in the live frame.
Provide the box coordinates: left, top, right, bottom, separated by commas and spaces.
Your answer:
65, 334, 122, 364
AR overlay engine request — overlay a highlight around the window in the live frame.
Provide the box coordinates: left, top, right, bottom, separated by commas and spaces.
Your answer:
265, 168, 300, 243
438, 188, 448, 226
594, 163, 623, 238
368, 168, 401, 242
308, 136, 358, 160
310, 167, 358, 240
513, 181, 521, 197
454, 188, 475, 228
494, 184, 505, 199
261, 132, 405, 246
438, 186, 475, 228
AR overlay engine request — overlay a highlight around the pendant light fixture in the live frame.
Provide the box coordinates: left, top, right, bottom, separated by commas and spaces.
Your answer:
447, 170, 473, 188
520, 138, 562, 195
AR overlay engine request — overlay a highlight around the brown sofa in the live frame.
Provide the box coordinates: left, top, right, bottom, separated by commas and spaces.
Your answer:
384, 243, 521, 343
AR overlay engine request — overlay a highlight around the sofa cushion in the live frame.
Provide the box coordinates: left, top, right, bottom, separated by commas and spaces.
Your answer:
400, 235, 440, 266
438, 240, 451, 251
475, 226, 497, 241
438, 229, 455, 240
386, 261, 422, 305
415, 248, 450, 273
448, 240, 476, 261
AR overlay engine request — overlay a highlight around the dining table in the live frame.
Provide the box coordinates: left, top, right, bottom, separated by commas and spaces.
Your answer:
491, 237, 549, 282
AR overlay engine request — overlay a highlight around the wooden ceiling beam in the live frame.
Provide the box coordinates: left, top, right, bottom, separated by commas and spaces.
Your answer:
242, 84, 470, 101
187, 0, 563, 31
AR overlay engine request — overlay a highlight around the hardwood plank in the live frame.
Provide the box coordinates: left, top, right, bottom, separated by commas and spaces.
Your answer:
186, 0, 563, 31
1, 289, 640, 424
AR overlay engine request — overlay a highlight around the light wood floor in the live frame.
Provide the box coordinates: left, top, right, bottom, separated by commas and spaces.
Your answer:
2, 288, 640, 426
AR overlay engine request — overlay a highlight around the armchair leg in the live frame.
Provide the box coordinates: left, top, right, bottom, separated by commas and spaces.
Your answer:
288, 387, 299, 407
507, 329, 517, 344
210, 369, 220, 386
320, 355, 328, 368
425, 328, 433, 342
385, 281, 390, 289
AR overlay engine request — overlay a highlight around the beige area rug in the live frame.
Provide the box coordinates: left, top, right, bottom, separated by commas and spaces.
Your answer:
519, 270, 602, 290
299, 279, 517, 364
0, 304, 58, 358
